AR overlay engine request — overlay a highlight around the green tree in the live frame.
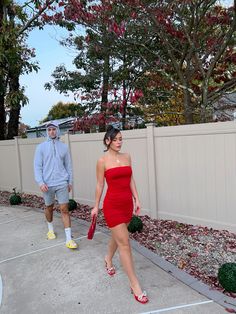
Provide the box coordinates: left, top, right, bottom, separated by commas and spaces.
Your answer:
45, 2, 152, 130
0, 0, 65, 140
46, 28, 117, 131
41, 101, 85, 122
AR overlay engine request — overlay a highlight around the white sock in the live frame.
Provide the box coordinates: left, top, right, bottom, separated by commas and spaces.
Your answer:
47, 222, 54, 232
65, 227, 72, 242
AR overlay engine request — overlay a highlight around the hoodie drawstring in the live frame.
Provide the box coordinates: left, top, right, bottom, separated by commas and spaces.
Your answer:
53, 140, 56, 157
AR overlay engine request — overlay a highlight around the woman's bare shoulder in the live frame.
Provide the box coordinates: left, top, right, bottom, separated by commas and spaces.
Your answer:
121, 152, 131, 158
121, 152, 131, 163
97, 156, 106, 167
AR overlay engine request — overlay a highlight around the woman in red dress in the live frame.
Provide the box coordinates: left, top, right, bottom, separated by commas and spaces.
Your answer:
91, 125, 148, 304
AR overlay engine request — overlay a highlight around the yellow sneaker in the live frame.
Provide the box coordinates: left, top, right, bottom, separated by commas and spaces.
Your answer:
66, 239, 78, 249
47, 231, 56, 240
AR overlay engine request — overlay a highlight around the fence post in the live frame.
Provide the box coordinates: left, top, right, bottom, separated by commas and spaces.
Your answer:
14, 136, 22, 193
146, 123, 158, 218
63, 132, 74, 199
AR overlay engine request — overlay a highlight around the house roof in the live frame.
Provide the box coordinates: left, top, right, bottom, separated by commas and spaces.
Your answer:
27, 117, 76, 133
214, 92, 236, 109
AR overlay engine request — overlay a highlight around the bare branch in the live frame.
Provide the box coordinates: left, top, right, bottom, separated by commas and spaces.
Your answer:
206, 7, 236, 80
18, 0, 55, 35
208, 77, 236, 102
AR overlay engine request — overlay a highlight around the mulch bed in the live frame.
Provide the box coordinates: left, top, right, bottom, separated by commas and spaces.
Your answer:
1, 190, 236, 299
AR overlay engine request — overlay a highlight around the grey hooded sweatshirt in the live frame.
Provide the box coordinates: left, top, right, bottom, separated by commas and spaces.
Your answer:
34, 121, 73, 187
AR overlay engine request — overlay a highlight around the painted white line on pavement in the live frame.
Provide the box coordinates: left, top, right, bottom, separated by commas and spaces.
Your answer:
0, 274, 2, 307
140, 300, 214, 314
0, 214, 36, 225
0, 232, 101, 265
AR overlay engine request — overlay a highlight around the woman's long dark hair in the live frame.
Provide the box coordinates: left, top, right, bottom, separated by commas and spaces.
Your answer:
103, 125, 120, 151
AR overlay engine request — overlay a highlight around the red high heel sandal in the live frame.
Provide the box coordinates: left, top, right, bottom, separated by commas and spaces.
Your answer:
130, 287, 149, 304
104, 260, 116, 276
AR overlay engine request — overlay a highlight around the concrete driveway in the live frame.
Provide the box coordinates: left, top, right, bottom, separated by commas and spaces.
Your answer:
0, 205, 227, 314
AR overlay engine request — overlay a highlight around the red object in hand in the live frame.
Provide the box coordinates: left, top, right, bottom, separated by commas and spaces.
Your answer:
87, 215, 97, 240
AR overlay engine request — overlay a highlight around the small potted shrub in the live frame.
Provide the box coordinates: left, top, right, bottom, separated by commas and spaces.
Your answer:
68, 199, 77, 211
218, 262, 236, 292
128, 216, 143, 233
9, 188, 22, 205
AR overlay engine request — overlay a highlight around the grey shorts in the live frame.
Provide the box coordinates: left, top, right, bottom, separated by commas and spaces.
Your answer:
43, 184, 69, 206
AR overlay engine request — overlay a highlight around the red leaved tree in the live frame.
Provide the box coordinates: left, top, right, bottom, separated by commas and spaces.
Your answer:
43, 0, 148, 131
44, 0, 236, 126
109, 0, 236, 123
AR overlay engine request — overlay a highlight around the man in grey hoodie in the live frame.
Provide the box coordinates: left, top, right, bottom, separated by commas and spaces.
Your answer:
34, 121, 77, 249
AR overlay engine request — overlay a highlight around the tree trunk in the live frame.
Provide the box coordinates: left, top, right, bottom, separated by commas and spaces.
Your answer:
0, 5, 6, 140
6, 74, 20, 139
183, 88, 194, 124
200, 82, 208, 123
121, 79, 127, 130
7, 106, 20, 139
100, 52, 110, 132
0, 88, 5, 140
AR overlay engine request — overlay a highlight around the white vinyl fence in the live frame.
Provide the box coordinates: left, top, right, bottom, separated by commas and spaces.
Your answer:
0, 122, 235, 233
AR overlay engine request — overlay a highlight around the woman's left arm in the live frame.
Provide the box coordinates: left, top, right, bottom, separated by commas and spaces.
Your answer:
128, 154, 141, 215
130, 176, 141, 215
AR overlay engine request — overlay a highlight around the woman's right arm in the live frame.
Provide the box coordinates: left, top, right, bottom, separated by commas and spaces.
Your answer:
91, 158, 105, 217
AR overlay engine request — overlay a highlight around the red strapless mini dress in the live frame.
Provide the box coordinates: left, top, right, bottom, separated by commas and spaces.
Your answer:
103, 166, 133, 228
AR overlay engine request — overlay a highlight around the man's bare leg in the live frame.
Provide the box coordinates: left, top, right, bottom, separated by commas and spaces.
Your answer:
60, 203, 77, 249
45, 204, 56, 239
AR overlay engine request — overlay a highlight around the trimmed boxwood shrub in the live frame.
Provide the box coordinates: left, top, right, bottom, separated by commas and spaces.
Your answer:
128, 216, 143, 233
218, 262, 236, 292
68, 199, 77, 211
9, 188, 22, 205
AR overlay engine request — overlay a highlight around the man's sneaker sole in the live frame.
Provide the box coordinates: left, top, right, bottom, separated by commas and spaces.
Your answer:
66, 240, 78, 249
47, 231, 56, 240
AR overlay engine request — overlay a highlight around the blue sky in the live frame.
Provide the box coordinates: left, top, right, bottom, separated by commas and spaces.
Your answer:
20, 0, 234, 127
20, 25, 78, 127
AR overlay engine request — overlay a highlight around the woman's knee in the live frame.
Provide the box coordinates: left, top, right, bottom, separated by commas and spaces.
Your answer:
117, 242, 131, 254
111, 224, 129, 244
115, 235, 130, 248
